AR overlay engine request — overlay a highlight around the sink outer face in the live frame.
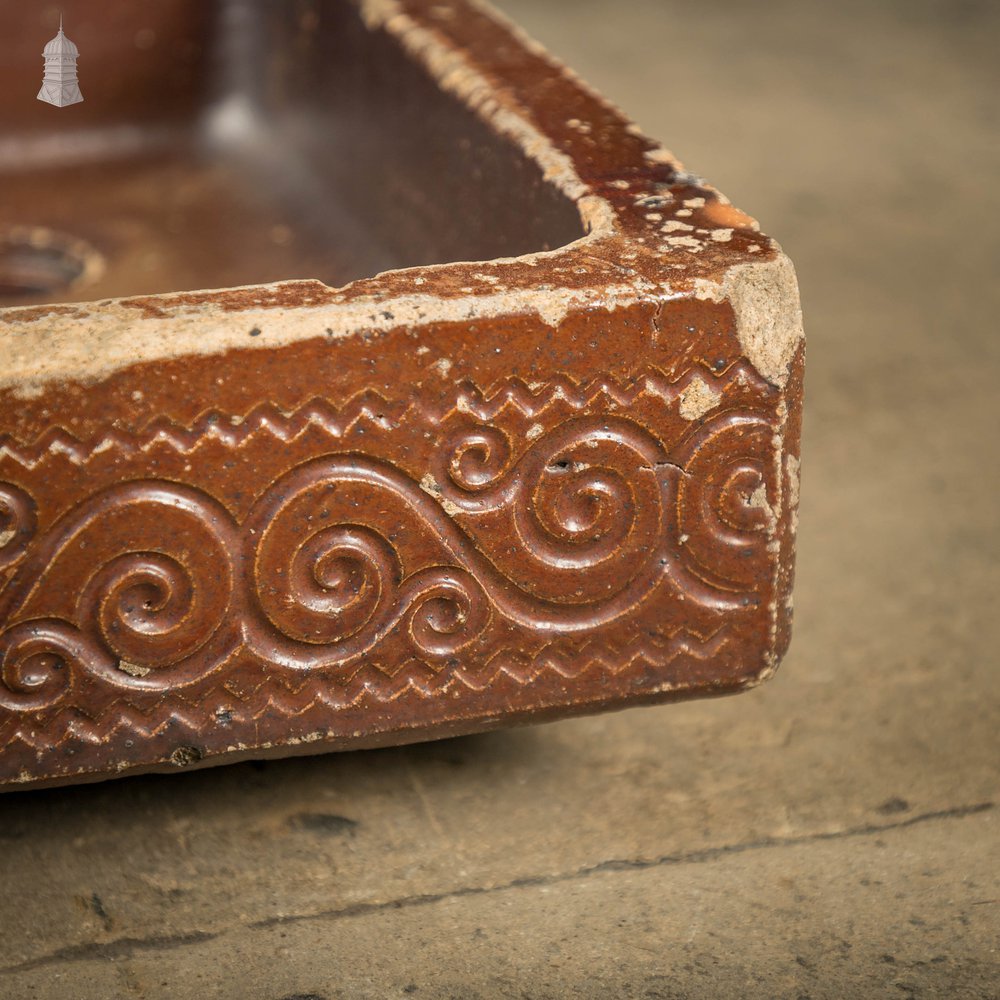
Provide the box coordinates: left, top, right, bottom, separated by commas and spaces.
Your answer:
0, 0, 804, 789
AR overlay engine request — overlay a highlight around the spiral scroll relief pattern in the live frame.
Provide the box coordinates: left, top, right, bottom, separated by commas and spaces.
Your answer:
0, 398, 778, 716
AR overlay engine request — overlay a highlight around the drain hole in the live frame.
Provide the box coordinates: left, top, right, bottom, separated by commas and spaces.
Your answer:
0, 227, 102, 301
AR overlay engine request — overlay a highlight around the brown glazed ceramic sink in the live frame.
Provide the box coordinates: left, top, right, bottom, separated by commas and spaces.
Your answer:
0, 0, 804, 789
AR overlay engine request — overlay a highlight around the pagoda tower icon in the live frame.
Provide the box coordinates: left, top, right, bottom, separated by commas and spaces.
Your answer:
38, 16, 84, 108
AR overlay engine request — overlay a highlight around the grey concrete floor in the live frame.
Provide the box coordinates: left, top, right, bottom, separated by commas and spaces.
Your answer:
2, 1, 999, 997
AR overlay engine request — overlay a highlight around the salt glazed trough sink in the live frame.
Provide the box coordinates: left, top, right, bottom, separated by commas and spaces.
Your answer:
0, 0, 804, 789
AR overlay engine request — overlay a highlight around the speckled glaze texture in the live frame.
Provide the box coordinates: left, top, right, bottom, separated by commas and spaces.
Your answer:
0, 0, 803, 788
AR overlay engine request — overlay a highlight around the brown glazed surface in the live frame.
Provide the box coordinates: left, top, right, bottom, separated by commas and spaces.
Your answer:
0, 0, 804, 788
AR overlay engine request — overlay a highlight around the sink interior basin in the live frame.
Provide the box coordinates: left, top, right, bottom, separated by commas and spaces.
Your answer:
0, 0, 584, 308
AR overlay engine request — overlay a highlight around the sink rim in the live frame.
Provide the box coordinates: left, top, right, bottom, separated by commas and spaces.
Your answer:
0, 0, 796, 398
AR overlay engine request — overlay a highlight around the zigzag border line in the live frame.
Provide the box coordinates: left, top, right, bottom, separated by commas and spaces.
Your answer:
0, 363, 756, 470
0, 628, 728, 754
452, 361, 754, 420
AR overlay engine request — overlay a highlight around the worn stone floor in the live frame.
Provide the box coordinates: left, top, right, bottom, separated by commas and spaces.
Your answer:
1, 0, 998, 997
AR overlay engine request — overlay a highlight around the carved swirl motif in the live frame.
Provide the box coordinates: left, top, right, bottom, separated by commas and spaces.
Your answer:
435, 416, 648, 573
673, 411, 775, 592
0, 620, 105, 711
0, 413, 772, 711
0, 483, 36, 572
243, 457, 496, 670
0, 482, 241, 709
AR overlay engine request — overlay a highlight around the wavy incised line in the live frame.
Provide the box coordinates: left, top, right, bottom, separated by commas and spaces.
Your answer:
0, 428, 751, 706
239, 430, 687, 674
0, 385, 770, 715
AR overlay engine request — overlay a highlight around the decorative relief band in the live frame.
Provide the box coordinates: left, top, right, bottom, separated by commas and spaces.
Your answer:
0, 364, 752, 469
0, 407, 771, 713
0, 363, 781, 774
